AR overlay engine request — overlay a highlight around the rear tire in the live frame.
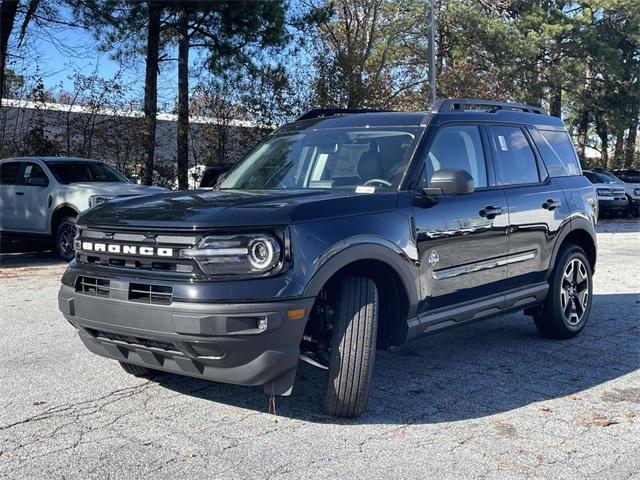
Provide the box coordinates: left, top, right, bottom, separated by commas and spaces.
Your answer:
55, 216, 77, 261
534, 245, 592, 339
119, 362, 154, 377
323, 276, 378, 418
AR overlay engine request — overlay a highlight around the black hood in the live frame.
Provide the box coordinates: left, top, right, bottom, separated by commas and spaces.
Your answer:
78, 189, 398, 230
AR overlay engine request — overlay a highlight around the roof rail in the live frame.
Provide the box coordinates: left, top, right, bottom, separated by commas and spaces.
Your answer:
435, 98, 547, 115
295, 108, 393, 122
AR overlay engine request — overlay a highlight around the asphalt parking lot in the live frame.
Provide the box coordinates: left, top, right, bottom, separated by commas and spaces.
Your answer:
1, 219, 638, 479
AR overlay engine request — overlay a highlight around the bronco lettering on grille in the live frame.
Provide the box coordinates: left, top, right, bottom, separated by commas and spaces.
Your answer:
80, 242, 174, 257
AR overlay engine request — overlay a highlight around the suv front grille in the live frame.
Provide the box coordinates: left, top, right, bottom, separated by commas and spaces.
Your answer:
75, 229, 201, 276
75, 276, 110, 297
128, 283, 173, 305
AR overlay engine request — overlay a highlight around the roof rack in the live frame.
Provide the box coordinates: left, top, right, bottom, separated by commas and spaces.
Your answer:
435, 98, 547, 115
295, 108, 393, 122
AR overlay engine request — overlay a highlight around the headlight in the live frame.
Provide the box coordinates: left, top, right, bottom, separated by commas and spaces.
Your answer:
180, 233, 283, 276
596, 188, 611, 196
89, 195, 117, 207
634, 188, 640, 196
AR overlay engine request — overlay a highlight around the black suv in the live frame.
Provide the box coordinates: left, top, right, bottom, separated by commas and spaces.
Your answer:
58, 99, 598, 418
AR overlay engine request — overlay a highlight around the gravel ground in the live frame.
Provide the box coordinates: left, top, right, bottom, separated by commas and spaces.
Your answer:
0, 219, 638, 479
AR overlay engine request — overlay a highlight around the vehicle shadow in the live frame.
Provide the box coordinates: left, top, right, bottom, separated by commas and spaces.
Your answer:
155, 292, 639, 424
0, 237, 65, 269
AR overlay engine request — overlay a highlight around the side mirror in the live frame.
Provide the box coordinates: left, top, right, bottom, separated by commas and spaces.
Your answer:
422, 169, 474, 196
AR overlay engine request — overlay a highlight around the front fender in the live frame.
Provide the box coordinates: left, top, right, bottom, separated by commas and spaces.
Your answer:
302, 238, 420, 319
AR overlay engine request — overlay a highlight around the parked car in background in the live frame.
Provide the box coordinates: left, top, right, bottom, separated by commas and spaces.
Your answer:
582, 169, 628, 218
0, 157, 167, 260
610, 169, 640, 217
199, 164, 233, 188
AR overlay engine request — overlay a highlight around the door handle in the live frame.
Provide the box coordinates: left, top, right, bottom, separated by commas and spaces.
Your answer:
542, 199, 561, 210
15, 191, 24, 196
479, 206, 503, 219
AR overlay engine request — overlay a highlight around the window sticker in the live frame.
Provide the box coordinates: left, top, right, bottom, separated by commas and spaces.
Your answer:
498, 135, 508, 151
355, 185, 375, 194
24, 165, 32, 177
567, 164, 578, 175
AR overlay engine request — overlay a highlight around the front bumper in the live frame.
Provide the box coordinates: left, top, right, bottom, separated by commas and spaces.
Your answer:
598, 197, 628, 212
58, 283, 315, 393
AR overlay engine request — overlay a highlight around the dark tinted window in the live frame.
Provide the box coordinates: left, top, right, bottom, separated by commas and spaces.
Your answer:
421, 125, 488, 188
0, 162, 20, 185
20, 163, 49, 187
46, 161, 128, 184
533, 129, 581, 177
583, 171, 599, 184
488, 126, 540, 185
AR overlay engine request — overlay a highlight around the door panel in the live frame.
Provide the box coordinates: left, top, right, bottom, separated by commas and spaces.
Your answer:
0, 162, 22, 231
413, 190, 510, 311
14, 162, 51, 233
485, 124, 566, 286
412, 124, 509, 313
504, 181, 569, 285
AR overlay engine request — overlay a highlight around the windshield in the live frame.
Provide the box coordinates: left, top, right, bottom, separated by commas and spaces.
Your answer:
220, 127, 420, 191
595, 171, 623, 184
46, 161, 129, 184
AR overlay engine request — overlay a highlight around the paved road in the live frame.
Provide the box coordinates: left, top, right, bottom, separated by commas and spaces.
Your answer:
1, 220, 639, 479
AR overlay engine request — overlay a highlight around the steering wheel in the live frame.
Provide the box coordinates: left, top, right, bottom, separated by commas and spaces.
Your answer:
363, 178, 392, 187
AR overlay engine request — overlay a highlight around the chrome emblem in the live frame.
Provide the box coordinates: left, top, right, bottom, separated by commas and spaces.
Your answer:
428, 250, 440, 266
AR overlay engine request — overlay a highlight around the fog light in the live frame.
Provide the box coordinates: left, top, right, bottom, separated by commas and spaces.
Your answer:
257, 318, 268, 331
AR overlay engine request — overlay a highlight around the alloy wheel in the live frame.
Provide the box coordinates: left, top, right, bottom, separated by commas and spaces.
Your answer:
58, 223, 77, 259
560, 258, 589, 326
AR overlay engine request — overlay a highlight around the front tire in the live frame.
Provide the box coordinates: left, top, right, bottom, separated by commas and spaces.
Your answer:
55, 216, 77, 261
534, 245, 592, 339
323, 276, 378, 418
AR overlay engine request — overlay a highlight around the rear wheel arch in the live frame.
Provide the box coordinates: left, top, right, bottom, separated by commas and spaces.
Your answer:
547, 219, 596, 278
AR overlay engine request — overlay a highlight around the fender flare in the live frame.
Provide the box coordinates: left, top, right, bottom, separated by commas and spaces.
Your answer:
546, 216, 597, 279
303, 241, 420, 318
50, 203, 79, 234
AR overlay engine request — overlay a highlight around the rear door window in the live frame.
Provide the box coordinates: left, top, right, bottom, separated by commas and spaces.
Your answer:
0, 162, 20, 185
531, 128, 581, 177
487, 126, 540, 185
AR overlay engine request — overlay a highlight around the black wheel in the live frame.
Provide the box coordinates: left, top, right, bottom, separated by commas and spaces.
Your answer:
534, 245, 592, 339
323, 276, 378, 418
55, 216, 77, 261
119, 362, 154, 377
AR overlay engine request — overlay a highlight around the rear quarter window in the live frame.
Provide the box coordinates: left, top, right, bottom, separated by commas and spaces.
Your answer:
530, 128, 581, 177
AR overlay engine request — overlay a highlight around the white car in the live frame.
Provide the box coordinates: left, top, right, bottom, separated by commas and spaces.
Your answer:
582, 169, 628, 218
0, 157, 167, 260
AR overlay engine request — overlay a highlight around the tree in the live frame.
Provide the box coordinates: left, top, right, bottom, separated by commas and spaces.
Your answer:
166, 0, 288, 189
308, 0, 430, 109
70, 0, 171, 185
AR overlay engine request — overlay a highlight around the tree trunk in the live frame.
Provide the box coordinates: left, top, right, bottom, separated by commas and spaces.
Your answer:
176, 8, 189, 190
576, 109, 590, 164
143, 1, 161, 186
623, 109, 638, 169
0, 0, 19, 103
595, 111, 608, 169
613, 130, 625, 168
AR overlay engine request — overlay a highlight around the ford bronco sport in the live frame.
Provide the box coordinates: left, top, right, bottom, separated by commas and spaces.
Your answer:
58, 99, 598, 418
